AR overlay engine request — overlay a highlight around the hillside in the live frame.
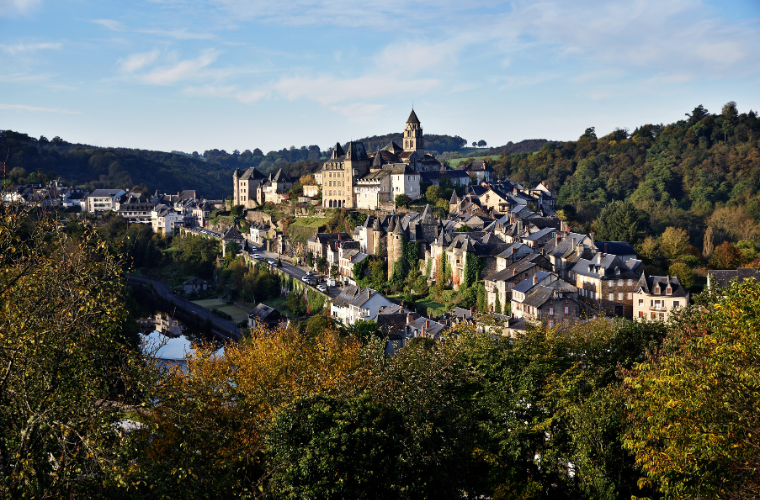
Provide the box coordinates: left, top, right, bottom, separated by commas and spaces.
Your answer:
490, 103, 760, 249
351, 133, 467, 155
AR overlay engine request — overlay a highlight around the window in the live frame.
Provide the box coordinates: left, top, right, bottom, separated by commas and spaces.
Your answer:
628, 292, 632, 299
548, 319, 554, 329
673, 300, 680, 308
628, 279, 633, 286
651, 312, 656, 319
608, 293, 614, 301
638, 299, 644, 306
618, 292, 624, 301
564, 306, 569, 315
549, 307, 554, 315
618, 279, 623, 287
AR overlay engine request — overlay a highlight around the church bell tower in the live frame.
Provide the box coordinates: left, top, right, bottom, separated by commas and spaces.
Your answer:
403, 109, 424, 153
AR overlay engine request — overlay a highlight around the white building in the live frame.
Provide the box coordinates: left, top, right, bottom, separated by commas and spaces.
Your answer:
151, 204, 185, 235
330, 285, 395, 326
633, 274, 689, 321
86, 189, 126, 213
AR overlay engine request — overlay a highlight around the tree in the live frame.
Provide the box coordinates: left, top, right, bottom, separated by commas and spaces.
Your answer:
426, 185, 441, 204
316, 255, 327, 273
455, 224, 473, 232
286, 289, 307, 316
477, 139, 487, 147
584, 127, 597, 140
394, 193, 410, 208
493, 293, 502, 314
624, 280, 760, 498
593, 200, 645, 244
472, 141, 477, 147
659, 226, 690, 262
463, 251, 483, 289
703, 226, 715, 257
330, 264, 339, 278
709, 241, 742, 269
668, 262, 695, 290
686, 104, 709, 124
230, 204, 245, 217
305, 250, 314, 268
0, 203, 147, 497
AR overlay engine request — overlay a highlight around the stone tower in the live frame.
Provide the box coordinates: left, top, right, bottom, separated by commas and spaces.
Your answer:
232, 168, 241, 206
403, 109, 424, 153
388, 216, 405, 278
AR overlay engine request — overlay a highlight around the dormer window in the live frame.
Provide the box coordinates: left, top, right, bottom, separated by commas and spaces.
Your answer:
654, 284, 661, 295
666, 285, 672, 295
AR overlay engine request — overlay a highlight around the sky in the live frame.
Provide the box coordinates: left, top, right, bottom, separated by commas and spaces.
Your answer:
1, 0, 759, 154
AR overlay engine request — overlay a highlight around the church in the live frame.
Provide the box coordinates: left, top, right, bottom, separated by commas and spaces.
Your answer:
318, 109, 443, 209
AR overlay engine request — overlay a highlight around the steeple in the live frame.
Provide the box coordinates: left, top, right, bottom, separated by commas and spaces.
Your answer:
403, 108, 424, 153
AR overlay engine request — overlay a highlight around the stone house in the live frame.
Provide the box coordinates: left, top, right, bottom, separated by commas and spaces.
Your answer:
515, 280, 580, 329
248, 303, 285, 329
484, 254, 553, 310
183, 278, 208, 295
306, 233, 352, 262
568, 252, 641, 317
232, 167, 268, 208
633, 274, 689, 321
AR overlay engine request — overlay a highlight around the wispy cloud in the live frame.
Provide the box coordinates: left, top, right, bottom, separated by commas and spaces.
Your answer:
0, 0, 42, 17
92, 18, 215, 40
140, 49, 221, 84
0, 102, 80, 114
182, 84, 267, 103
0, 42, 62, 55
119, 50, 160, 73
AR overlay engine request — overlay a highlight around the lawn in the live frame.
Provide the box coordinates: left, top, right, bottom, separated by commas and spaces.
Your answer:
192, 298, 250, 323
291, 217, 330, 228
263, 297, 290, 317
447, 155, 501, 168
414, 297, 447, 318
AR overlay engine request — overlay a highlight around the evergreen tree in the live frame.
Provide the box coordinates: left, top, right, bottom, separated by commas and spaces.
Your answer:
494, 294, 502, 315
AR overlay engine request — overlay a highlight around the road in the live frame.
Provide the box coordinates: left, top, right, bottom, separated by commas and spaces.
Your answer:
251, 248, 343, 300
126, 275, 241, 339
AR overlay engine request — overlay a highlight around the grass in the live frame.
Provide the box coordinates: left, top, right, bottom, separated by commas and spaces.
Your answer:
291, 217, 330, 228
447, 155, 501, 168
263, 297, 290, 317
192, 298, 250, 323
415, 297, 447, 317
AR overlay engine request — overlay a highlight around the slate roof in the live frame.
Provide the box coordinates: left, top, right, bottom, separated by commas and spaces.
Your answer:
406, 109, 420, 124
484, 254, 553, 282
407, 316, 445, 337
513, 271, 553, 294
594, 241, 636, 256
90, 188, 124, 197
239, 167, 267, 180
708, 268, 760, 289
636, 274, 689, 297
570, 253, 639, 280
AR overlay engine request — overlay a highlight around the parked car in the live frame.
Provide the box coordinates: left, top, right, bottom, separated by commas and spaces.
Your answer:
251, 253, 260, 259
316, 284, 327, 292
267, 259, 276, 265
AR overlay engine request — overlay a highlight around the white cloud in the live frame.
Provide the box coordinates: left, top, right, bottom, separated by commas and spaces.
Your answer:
0, 0, 42, 17
140, 49, 221, 84
182, 84, 267, 103
0, 102, 79, 114
0, 42, 61, 55
496, 0, 760, 77
92, 18, 215, 40
119, 50, 160, 73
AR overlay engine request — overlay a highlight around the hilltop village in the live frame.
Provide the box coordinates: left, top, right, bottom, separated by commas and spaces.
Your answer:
10, 110, 755, 348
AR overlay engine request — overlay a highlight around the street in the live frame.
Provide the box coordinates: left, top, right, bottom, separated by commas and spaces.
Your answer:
253, 249, 343, 299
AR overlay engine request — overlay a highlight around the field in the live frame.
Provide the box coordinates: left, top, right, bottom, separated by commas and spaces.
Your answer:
192, 298, 250, 323
447, 155, 501, 168
288, 217, 330, 243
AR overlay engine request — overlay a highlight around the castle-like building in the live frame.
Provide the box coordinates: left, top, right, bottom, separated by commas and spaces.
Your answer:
318, 110, 442, 209
233, 110, 442, 210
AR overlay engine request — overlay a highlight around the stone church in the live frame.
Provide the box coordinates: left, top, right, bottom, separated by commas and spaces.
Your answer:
320, 110, 442, 209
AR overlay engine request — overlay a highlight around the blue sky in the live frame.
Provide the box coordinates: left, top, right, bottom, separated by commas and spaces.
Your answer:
1, 0, 759, 154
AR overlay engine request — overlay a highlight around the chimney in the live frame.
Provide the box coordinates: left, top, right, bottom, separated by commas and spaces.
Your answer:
604, 243, 608, 253
589, 232, 595, 243
513, 268, 517, 276
425, 320, 430, 328
533, 274, 538, 285
556, 233, 561, 242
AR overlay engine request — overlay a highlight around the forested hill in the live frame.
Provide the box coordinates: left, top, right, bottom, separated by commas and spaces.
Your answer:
0, 131, 234, 199
486, 139, 559, 155
492, 103, 760, 248
352, 133, 467, 155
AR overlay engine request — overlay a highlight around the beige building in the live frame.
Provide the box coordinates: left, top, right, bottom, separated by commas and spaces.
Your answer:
633, 274, 689, 321
568, 253, 641, 317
